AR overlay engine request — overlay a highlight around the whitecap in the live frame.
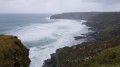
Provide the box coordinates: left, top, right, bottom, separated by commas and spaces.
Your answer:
6, 19, 90, 67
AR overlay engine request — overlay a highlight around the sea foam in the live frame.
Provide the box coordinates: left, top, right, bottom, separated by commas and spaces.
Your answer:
7, 19, 90, 67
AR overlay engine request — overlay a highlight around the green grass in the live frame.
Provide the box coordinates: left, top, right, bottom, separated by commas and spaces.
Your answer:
0, 35, 30, 67
81, 45, 120, 67
97, 24, 120, 41
56, 40, 120, 67
97, 64, 120, 67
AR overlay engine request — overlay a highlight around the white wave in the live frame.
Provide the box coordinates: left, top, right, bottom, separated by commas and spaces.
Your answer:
45, 17, 50, 20
6, 19, 90, 67
7, 19, 88, 42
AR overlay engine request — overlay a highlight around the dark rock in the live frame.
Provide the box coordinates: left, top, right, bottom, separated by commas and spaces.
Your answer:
74, 36, 86, 40
43, 53, 57, 67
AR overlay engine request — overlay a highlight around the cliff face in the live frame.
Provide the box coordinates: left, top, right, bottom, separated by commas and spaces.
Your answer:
51, 12, 120, 31
50, 12, 100, 20
87, 12, 120, 31
0, 35, 30, 67
43, 12, 120, 67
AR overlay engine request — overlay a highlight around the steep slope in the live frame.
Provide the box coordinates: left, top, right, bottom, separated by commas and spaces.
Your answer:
81, 45, 120, 67
87, 12, 120, 31
43, 12, 120, 67
50, 12, 100, 20
0, 35, 30, 67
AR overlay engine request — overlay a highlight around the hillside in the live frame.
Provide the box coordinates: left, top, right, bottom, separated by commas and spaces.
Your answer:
0, 35, 30, 67
50, 12, 100, 20
43, 12, 120, 67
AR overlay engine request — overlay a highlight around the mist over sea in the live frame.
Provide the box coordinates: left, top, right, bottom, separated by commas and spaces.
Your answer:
0, 14, 90, 67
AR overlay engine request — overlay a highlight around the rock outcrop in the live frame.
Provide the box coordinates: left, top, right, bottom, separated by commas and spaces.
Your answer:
0, 35, 30, 67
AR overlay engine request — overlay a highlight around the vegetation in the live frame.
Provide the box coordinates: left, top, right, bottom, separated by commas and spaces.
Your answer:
57, 40, 120, 67
48, 12, 120, 67
81, 45, 120, 67
0, 35, 30, 67
94, 24, 120, 41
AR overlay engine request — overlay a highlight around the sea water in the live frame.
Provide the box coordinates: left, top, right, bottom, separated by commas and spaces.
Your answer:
0, 14, 90, 67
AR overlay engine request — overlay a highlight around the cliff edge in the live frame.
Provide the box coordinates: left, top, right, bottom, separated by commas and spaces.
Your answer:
0, 35, 30, 67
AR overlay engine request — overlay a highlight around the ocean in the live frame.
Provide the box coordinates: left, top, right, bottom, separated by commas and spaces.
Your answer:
0, 14, 90, 67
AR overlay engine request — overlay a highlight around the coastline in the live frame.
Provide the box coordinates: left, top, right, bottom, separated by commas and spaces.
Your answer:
42, 20, 95, 67
1, 12, 120, 67
29, 18, 90, 67
42, 12, 120, 67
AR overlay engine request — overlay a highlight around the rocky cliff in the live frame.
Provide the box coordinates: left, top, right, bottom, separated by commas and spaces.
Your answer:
0, 35, 30, 67
50, 12, 100, 20
43, 12, 120, 67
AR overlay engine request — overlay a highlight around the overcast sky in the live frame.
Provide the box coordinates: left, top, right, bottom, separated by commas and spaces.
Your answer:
0, 0, 120, 13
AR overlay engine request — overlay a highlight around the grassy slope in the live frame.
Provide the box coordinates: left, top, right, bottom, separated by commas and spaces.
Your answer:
53, 12, 120, 67
0, 35, 30, 67
57, 41, 120, 67
81, 45, 120, 67
87, 12, 120, 30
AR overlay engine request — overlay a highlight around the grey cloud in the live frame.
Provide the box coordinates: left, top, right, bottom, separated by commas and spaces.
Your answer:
0, 0, 120, 13
83, 0, 120, 5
